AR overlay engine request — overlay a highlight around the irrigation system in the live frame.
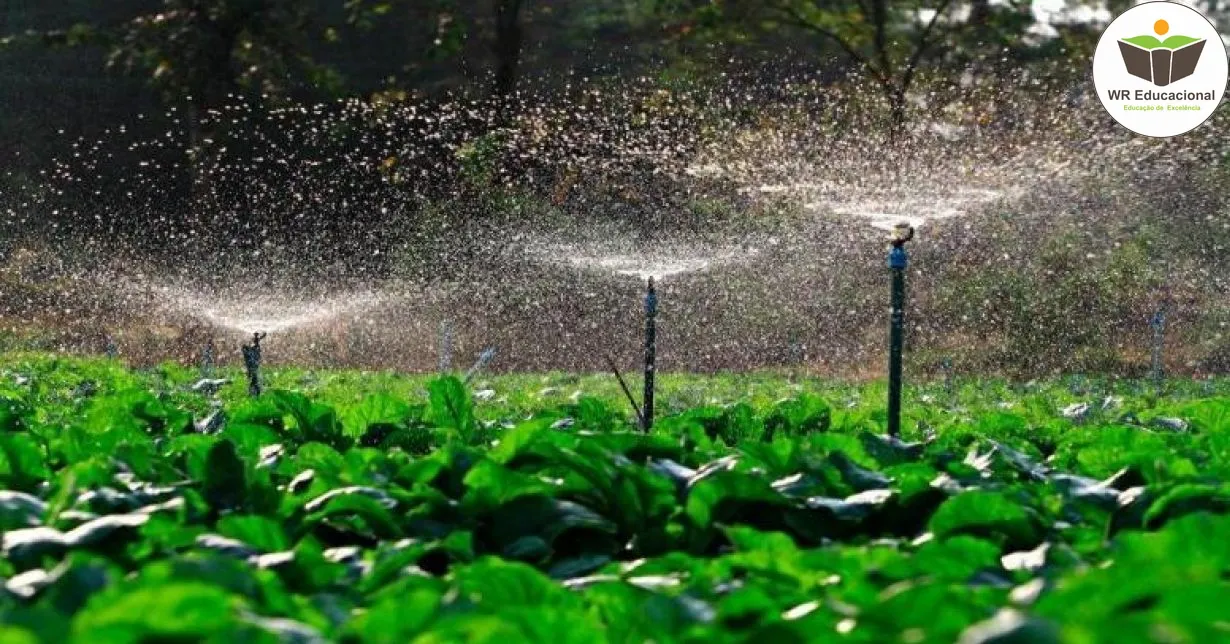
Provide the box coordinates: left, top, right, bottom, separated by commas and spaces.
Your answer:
201, 340, 216, 379
243, 332, 267, 398
886, 224, 915, 438
1151, 307, 1167, 393
103, 228, 925, 434
96, 219, 1185, 441
643, 278, 658, 432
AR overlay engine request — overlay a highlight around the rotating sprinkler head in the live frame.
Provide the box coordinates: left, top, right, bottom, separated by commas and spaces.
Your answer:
890, 223, 916, 248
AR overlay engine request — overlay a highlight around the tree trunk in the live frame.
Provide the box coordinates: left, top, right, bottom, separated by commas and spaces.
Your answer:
887, 86, 908, 139
493, 0, 524, 99
969, 0, 991, 27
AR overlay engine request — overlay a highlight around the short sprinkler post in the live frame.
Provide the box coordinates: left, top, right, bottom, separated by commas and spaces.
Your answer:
242, 332, 267, 398
1150, 307, 1166, 393
886, 224, 915, 438
201, 339, 215, 379
105, 336, 117, 360
942, 357, 955, 399
788, 333, 805, 367
642, 278, 658, 433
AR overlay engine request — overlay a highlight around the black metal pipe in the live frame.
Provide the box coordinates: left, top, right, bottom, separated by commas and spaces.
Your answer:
1150, 308, 1166, 394
643, 278, 657, 433
888, 267, 905, 437
242, 332, 267, 398
202, 339, 215, 379
886, 225, 913, 438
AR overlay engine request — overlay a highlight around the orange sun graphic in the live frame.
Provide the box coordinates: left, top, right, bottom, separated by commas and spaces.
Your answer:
1154, 19, 1169, 35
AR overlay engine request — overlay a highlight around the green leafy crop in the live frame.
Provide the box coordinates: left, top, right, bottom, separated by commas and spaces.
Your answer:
0, 355, 1226, 642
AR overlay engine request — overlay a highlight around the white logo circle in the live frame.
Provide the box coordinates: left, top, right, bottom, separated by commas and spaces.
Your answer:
1093, 1, 1228, 138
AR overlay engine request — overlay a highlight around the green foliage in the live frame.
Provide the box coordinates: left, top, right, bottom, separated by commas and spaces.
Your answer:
0, 356, 1226, 641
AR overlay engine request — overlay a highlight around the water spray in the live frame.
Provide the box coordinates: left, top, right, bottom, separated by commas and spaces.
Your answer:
643, 278, 658, 432
886, 224, 915, 438
242, 332, 267, 398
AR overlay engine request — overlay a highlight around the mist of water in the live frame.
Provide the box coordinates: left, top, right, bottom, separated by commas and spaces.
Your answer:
2, 72, 1226, 373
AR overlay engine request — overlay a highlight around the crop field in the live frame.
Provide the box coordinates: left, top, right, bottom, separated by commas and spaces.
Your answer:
0, 354, 1227, 643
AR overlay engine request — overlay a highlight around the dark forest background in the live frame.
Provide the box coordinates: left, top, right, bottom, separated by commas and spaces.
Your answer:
1, 0, 1125, 181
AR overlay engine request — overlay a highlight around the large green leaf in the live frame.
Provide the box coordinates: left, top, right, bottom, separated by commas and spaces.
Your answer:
425, 377, 475, 441
203, 439, 247, 512
929, 491, 1044, 551
764, 394, 832, 438
340, 393, 418, 438
0, 433, 49, 492
216, 515, 289, 553
70, 582, 246, 641
269, 390, 349, 449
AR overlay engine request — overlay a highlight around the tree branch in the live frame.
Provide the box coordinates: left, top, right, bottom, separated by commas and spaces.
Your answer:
872, 0, 891, 79
766, 2, 886, 82
900, 0, 955, 92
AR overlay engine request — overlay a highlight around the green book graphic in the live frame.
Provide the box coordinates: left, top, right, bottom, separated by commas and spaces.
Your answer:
1118, 34, 1206, 86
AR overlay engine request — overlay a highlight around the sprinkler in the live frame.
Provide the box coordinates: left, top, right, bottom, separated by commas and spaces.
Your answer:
788, 333, 805, 367
242, 332, 267, 398
201, 339, 215, 379
643, 278, 657, 432
105, 336, 117, 360
942, 357, 955, 399
1150, 306, 1166, 393
886, 223, 914, 438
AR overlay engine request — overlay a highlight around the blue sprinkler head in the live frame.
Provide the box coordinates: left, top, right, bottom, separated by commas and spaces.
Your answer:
888, 223, 914, 269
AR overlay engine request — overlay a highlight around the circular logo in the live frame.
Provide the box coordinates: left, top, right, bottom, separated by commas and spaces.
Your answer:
1093, 1, 1228, 138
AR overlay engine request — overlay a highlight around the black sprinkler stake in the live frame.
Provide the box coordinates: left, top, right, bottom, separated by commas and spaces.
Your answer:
202, 339, 216, 379
887, 225, 914, 438
642, 278, 657, 433
242, 332, 267, 398
1150, 307, 1166, 394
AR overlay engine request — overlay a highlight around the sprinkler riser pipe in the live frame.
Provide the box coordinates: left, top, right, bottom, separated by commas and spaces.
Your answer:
201, 341, 215, 379
887, 246, 908, 438
1150, 311, 1165, 393
643, 279, 658, 433
942, 358, 954, 396
242, 333, 266, 398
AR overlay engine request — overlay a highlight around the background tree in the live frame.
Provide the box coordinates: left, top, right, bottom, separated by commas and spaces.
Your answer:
708, 0, 976, 130
492, 0, 526, 99
17, 0, 346, 205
